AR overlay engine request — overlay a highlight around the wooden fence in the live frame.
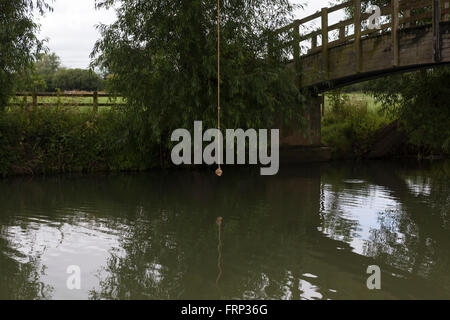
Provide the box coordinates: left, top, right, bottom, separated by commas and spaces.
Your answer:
13, 92, 125, 112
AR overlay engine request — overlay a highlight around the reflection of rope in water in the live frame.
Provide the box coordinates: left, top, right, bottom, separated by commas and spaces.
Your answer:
216, 217, 223, 285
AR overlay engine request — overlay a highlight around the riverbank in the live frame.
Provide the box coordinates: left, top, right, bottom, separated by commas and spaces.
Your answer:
0, 107, 152, 177
1, 93, 447, 177
321, 92, 449, 160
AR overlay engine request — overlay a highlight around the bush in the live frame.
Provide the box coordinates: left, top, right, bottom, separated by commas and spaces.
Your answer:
322, 91, 389, 158
51, 69, 105, 92
366, 67, 450, 155
0, 107, 149, 177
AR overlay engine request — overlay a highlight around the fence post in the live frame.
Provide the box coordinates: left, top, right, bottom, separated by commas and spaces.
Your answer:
293, 21, 302, 87
267, 33, 274, 60
93, 91, 98, 113
32, 92, 37, 108
392, 0, 399, 66
312, 35, 317, 49
322, 7, 329, 80
433, 0, 441, 62
339, 26, 346, 41
355, 0, 362, 73
445, 2, 449, 22
321, 94, 325, 117
405, 9, 411, 28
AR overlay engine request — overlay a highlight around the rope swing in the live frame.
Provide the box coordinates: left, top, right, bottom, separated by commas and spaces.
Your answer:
215, 1, 253, 177
215, 0, 223, 177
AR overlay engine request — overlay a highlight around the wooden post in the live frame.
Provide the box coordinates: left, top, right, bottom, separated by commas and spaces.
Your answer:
32, 92, 37, 108
433, 0, 441, 62
405, 9, 411, 28
321, 7, 329, 80
93, 91, 98, 113
312, 35, 317, 49
445, 2, 449, 22
293, 22, 302, 87
321, 94, 325, 117
339, 26, 346, 41
355, 0, 362, 73
392, 0, 399, 67
267, 33, 274, 60
293, 22, 300, 66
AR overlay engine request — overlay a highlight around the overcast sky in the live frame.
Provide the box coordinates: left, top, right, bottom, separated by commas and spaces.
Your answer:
37, 0, 335, 69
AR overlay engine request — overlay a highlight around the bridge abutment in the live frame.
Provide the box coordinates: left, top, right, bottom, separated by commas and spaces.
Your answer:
279, 93, 331, 164
280, 93, 322, 147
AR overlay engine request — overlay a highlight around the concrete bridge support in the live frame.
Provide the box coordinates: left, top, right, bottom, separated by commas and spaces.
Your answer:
280, 93, 322, 147
279, 93, 331, 164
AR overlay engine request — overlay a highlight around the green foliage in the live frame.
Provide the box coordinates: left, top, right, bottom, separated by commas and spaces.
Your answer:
365, 67, 450, 154
0, 108, 151, 177
34, 52, 61, 90
322, 91, 389, 158
12, 53, 105, 93
331, 1, 449, 155
51, 68, 105, 92
91, 0, 306, 153
0, 0, 51, 110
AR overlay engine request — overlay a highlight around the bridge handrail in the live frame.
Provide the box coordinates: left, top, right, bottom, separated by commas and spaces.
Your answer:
274, 0, 450, 65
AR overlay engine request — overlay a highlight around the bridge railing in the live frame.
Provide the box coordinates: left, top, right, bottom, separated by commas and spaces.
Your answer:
275, 0, 450, 75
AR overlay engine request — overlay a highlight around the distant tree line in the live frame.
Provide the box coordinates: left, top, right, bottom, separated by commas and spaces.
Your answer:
28, 53, 105, 92
11, 52, 105, 93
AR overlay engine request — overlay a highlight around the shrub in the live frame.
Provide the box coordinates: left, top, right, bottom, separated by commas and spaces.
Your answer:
322, 91, 389, 158
0, 107, 147, 176
51, 69, 105, 92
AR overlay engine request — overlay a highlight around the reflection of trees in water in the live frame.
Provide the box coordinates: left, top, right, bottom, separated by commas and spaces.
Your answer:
87, 195, 311, 300
0, 226, 53, 300
319, 184, 363, 243
321, 160, 450, 292
88, 169, 323, 300
0, 161, 448, 299
363, 209, 423, 271
85, 161, 450, 299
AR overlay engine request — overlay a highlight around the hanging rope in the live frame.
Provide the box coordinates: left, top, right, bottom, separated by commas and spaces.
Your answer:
215, 0, 223, 177
215, 1, 255, 177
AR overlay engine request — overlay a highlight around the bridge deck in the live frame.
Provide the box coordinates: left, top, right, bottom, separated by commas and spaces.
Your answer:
277, 0, 450, 91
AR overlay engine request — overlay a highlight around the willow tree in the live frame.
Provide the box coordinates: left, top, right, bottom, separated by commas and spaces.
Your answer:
0, 0, 52, 110
91, 0, 305, 161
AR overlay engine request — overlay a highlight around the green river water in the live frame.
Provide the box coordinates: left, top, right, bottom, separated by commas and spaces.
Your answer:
0, 160, 449, 300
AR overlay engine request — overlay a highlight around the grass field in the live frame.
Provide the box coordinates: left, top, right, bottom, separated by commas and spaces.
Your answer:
9, 91, 380, 114
324, 92, 382, 112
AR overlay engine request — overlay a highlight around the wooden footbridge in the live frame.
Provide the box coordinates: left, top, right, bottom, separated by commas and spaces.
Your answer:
278, 0, 450, 147
276, 0, 450, 91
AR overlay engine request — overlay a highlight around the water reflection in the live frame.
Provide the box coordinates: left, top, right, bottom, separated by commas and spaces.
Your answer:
216, 217, 223, 286
0, 160, 449, 299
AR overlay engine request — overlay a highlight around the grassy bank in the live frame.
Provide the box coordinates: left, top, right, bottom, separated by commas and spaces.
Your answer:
322, 91, 391, 159
0, 106, 153, 177
0, 91, 438, 177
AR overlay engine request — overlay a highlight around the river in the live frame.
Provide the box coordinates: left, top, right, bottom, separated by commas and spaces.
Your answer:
0, 160, 449, 300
